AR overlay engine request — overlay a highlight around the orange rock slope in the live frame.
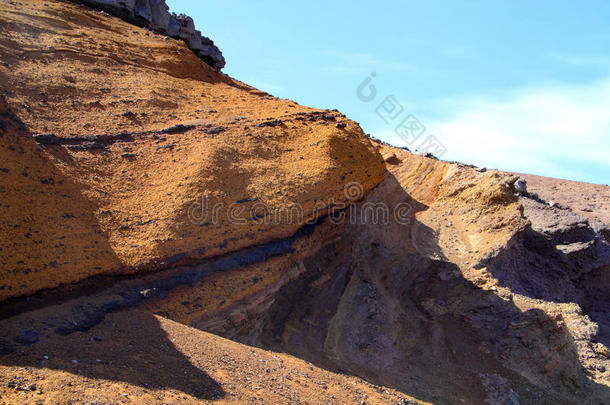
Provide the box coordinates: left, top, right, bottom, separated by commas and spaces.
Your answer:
0, 0, 385, 300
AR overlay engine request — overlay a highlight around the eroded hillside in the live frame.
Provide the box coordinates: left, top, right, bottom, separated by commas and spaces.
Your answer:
0, 0, 384, 300
1, 1, 609, 404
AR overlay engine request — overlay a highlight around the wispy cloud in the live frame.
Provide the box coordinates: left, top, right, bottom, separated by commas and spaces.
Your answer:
414, 78, 610, 183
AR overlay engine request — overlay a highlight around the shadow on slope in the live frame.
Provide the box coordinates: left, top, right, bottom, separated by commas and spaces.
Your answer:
0, 309, 225, 400
229, 173, 610, 404
485, 201, 610, 349
0, 96, 123, 301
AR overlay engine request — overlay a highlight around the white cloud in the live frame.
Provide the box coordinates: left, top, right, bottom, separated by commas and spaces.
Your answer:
374, 78, 610, 184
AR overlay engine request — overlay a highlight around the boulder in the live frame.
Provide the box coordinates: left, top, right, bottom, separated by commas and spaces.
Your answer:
514, 178, 527, 195
167, 13, 180, 37
188, 30, 204, 51
133, 0, 153, 25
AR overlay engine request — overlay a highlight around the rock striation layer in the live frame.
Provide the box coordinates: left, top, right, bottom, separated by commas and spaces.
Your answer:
0, 0, 385, 300
77, 0, 225, 69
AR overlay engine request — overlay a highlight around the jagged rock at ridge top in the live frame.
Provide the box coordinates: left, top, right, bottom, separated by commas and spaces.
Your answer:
78, 0, 226, 69
0, 0, 385, 300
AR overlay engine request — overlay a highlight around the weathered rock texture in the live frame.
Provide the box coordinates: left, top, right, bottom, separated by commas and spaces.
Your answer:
1, 1, 609, 404
0, 0, 384, 300
77, 0, 226, 69
188, 146, 610, 404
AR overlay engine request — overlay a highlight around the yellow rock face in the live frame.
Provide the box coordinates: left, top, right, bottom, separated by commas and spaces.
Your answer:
0, 0, 385, 300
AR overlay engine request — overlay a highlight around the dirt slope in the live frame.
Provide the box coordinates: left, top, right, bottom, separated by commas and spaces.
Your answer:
514, 173, 610, 226
0, 309, 427, 405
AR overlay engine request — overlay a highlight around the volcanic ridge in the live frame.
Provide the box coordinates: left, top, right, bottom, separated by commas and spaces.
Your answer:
0, 1, 609, 404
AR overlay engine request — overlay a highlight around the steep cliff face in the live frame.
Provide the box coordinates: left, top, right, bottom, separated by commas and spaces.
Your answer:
1, 1, 609, 404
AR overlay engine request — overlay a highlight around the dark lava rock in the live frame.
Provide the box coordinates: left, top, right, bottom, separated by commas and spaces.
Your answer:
33, 133, 60, 145
256, 120, 283, 128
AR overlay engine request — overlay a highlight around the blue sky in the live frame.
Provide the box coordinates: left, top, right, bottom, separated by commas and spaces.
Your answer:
168, 0, 609, 184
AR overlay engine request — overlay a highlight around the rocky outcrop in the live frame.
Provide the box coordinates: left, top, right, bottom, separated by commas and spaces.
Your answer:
77, 0, 225, 69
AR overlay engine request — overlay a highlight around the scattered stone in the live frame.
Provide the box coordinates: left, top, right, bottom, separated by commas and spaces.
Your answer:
66, 142, 106, 151
236, 197, 258, 204
336, 122, 347, 129
513, 178, 527, 195
417, 152, 438, 160
256, 120, 283, 128
159, 124, 194, 134
384, 154, 400, 165
593, 343, 610, 358
157, 143, 176, 150
33, 133, 60, 145
15, 329, 39, 345
121, 152, 136, 158
203, 126, 226, 135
